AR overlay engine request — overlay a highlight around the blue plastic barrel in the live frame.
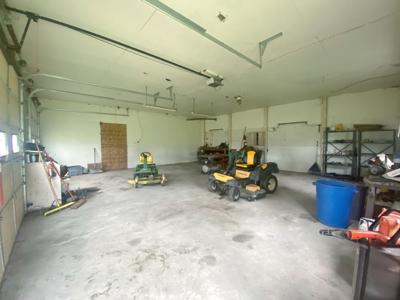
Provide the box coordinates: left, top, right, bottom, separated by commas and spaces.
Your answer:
315, 179, 359, 228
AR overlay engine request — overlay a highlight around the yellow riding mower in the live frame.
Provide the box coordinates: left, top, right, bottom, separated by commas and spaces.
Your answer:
128, 152, 166, 188
208, 148, 279, 201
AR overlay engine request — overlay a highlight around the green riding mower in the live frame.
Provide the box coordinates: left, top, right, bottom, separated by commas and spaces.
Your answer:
128, 152, 166, 188
208, 147, 279, 201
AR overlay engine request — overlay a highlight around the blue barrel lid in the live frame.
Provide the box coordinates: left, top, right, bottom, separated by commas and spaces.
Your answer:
315, 179, 358, 189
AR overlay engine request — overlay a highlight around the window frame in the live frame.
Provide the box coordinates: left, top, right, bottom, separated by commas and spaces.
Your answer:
0, 131, 9, 158
11, 133, 20, 153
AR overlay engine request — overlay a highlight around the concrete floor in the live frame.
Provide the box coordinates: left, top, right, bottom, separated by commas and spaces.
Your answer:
0, 163, 355, 300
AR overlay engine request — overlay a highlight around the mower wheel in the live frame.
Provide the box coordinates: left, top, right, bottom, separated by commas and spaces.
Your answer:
133, 176, 139, 188
263, 175, 278, 193
161, 174, 167, 186
208, 180, 218, 192
228, 187, 240, 201
201, 164, 210, 174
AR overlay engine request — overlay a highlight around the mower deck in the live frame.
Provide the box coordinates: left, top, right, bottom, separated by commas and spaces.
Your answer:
128, 174, 166, 188
237, 187, 267, 201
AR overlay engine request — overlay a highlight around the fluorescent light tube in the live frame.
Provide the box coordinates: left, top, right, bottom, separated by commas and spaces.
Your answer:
190, 111, 215, 118
187, 117, 217, 121
144, 104, 177, 112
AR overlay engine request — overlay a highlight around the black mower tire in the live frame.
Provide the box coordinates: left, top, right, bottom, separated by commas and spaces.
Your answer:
263, 175, 278, 193
208, 180, 218, 192
228, 187, 240, 201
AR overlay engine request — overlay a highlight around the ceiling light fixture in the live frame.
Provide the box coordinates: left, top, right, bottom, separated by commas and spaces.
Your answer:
144, 104, 177, 112
234, 95, 242, 105
187, 116, 217, 121
191, 111, 215, 118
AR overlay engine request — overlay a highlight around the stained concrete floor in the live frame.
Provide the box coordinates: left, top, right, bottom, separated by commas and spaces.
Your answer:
0, 163, 355, 300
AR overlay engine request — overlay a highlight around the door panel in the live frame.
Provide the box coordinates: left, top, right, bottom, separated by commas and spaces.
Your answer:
100, 123, 127, 171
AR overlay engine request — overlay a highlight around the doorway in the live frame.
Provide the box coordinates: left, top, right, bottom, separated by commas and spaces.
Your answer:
100, 122, 127, 171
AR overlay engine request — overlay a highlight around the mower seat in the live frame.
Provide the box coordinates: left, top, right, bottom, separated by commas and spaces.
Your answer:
235, 150, 258, 170
139, 152, 154, 164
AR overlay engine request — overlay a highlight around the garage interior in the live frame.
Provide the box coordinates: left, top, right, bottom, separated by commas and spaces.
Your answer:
0, 1, 399, 299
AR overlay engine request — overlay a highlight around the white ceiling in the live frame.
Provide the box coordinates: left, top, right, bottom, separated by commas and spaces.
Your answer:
6, 0, 400, 115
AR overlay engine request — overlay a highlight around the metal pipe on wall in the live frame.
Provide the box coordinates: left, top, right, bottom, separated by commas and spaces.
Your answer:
264, 106, 269, 162
26, 87, 31, 141
319, 96, 328, 170
19, 80, 28, 213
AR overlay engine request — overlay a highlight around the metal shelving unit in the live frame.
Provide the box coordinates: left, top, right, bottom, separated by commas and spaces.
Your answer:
356, 129, 396, 179
323, 129, 397, 180
323, 130, 357, 179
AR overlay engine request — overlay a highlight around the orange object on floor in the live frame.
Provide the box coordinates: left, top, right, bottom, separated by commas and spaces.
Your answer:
320, 209, 400, 247
347, 209, 400, 246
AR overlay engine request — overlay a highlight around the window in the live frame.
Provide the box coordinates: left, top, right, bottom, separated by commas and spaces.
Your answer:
12, 134, 20, 153
0, 131, 8, 157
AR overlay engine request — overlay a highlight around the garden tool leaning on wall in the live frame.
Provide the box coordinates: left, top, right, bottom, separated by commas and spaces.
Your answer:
35, 142, 75, 216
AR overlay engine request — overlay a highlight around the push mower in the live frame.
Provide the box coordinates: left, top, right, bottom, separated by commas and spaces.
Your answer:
208, 146, 279, 201
128, 152, 166, 188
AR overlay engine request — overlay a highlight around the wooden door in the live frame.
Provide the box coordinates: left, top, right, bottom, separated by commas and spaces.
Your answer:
100, 122, 127, 171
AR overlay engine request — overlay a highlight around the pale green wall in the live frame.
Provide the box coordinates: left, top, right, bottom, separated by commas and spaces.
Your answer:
39, 100, 203, 167
206, 87, 400, 172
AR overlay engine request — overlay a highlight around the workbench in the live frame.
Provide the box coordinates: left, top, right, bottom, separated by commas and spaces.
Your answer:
363, 176, 400, 218
352, 176, 400, 300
